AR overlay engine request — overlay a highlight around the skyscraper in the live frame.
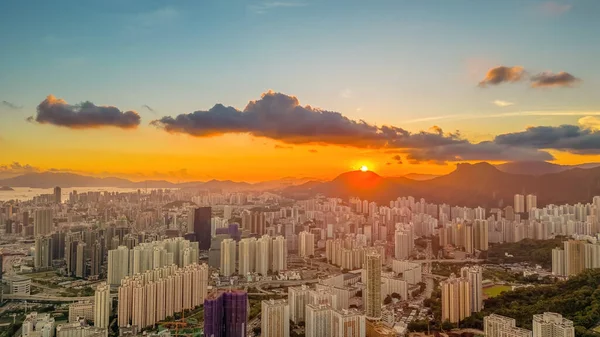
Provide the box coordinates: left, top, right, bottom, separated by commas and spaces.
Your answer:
460, 266, 483, 313
107, 245, 130, 286
288, 285, 309, 324
238, 237, 256, 276
365, 251, 382, 320
204, 291, 248, 337
514, 194, 525, 213
261, 299, 290, 337
53, 186, 62, 204
299, 231, 315, 257
394, 228, 414, 260
193, 207, 212, 250
94, 282, 111, 328
272, 236, 287, 272
441, 273, 471, 324
34, 236, 52, 269
565, 240, 585, 276
242, 211, 266, 236
34, 209, 53, 237
220, 238, 236, 277
331, 309, 365, 337
526, 194, 537, 211
532, 312, 574, 337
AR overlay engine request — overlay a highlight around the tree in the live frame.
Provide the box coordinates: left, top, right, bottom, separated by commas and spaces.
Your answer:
253, 327, 261, 336
391, 292, 401, 300
383, 295, 392, 305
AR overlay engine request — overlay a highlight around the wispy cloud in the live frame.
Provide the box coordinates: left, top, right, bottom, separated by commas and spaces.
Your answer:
492, 100, 514, 107
2, 101, 22, 110
404, 110, 600, 124
537, 1, 572, 17
340, 89, 353, 99
249, 1, 306, 14
133, 7, 179, 27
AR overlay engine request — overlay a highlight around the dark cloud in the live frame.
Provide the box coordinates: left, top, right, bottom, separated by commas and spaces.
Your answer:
151, 90, 464, 149
25, 116, 35, 123
392, 155, 403, 164
386, 162, 392, 166
274, 144, 293, 150
308, 149, 318, 153
530, 71, 580, 88
34, 95, 141, 129
142, 104, 156, 113
478, 66, 525, 87
495, 124, 600, 154
406, 142, 554, 164
2, 101, 22, 110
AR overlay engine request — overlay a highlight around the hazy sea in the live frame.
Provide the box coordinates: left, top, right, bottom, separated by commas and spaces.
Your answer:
0, 187, 147, 202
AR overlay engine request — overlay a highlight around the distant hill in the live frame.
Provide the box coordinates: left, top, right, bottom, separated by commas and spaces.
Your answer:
495, 161, 600, 175
402, 173, 439, 181
0, 172, 315, 191
283, 163, 600, 207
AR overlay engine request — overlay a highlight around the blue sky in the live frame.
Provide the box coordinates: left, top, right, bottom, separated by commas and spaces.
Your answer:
1, 0, 599, 180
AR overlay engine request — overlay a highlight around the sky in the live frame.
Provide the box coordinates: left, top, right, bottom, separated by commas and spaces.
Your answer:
1, 0, 600, 182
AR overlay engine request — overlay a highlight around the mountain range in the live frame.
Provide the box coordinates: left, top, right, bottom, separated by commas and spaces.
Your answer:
283, 162, 600, 208
3, 161, 600, 207
0, 172, 318, 191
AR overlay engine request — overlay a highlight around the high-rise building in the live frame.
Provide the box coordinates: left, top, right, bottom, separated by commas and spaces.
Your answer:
108, 245, 130, 286
331, 309, 365, 337
204, 290, 248, 337
238, 237, 256, 276
94, 282, 111, 328
261, 299, 290, 337
193, 207, 212, 250
473, 220, 489, 251
552, 248, 566, 276
220, 238, 236, 276
255, 235, 271, 275
76, 242, 87, 278
565, 240, 585, 276
441, 274, 471, 324
241, 210, 266, 235
272, 236, 287, 272
532, 312, 574, 337
288, 285, 309, 324
299, 231, 315, 257
365, 251, 382, 320
514, 194, 525, 214
34, 209, 53, 237
306, 304, 331, 337
394, 228, 414, 260
34, 236, 52, 269
54, 186, 62, 204
460, 266, 483, 313
526, 194, 537, 211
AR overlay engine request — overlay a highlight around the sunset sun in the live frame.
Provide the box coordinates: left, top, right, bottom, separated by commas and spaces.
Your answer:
360, 165, 369, 172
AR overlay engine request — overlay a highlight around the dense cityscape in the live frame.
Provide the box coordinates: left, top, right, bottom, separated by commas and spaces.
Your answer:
1, 178, 598, 336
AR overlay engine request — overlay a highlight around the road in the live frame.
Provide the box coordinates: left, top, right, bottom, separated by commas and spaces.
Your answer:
415, 259, 484, 264
3, 294, 94, 302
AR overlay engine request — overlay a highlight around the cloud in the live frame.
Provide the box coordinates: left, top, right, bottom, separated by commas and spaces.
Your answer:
406, 142, 554, 164
33, 95, 141, 129
274, 144, 293, 150
151, 90, 465, 149
0, 162, 41, 178
478, 66, 525, 87
2, 101, 22, 110
340, 89, 353, 99
25, 116, 35, 123
308, 149, 318, 153
578, 116, 600, 130
537, 1, 572, 17
494, 124, 600, 154
530, 71, 581, 88
142, 105, 156, 113
392, 155, 403, 164
386, 162, 392, 166
133, 7, 179, 27
249, 1, 306, 14
492, 100, 514, 107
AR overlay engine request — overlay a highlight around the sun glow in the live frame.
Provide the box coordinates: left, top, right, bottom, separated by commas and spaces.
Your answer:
360, 165, 369, 172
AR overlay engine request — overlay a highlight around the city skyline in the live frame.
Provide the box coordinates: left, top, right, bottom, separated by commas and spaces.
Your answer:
2, 0, 600, 181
